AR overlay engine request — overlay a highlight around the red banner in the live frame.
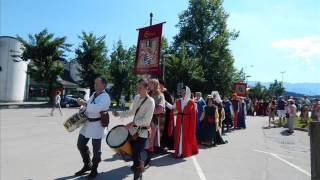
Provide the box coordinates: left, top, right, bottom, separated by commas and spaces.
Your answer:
134, 23, 163, 75
233, 82, 247, 97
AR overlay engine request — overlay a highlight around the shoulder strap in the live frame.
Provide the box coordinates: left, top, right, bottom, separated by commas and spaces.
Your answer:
90, 91, 105, 104
134, 97, 148, 118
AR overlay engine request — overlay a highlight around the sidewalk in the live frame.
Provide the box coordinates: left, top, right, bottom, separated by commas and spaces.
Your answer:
0, 101, 50, 109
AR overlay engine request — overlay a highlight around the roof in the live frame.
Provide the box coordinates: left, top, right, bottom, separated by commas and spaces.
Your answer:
57, 69, 79, 88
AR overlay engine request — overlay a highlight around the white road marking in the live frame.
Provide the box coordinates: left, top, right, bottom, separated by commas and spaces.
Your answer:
191, 156, 208, 180
252, 149, 311, 177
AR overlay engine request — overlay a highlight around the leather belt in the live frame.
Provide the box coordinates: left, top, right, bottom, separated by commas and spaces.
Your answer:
88, 118, 100, 122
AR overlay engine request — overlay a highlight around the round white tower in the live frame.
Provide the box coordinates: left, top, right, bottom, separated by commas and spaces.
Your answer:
0, 36, 28, 102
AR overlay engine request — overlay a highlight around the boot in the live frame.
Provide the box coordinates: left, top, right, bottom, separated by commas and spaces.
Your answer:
133, 161, 144, 180
87, 161, 99, 179
144, 151, 152, 167
74, 163, 92, 176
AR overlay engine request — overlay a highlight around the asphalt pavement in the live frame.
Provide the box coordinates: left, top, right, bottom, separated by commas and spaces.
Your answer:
0, 108, 311, 180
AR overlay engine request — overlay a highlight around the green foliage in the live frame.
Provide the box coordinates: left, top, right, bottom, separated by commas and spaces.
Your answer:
165, 43, 206, 93
109, 40, 137, 104
17, 29, 71, 103
249, 80, 286, 100
172, 0, 239, 95
248, 82, 268, 100
268, 79, 285, 98
75, 32, 109, 93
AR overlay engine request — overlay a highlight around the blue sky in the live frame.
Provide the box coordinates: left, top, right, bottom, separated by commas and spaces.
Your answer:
1, 0, 319, 83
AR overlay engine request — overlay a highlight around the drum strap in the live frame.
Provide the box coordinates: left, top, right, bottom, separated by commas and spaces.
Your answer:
133, 97, 148, 119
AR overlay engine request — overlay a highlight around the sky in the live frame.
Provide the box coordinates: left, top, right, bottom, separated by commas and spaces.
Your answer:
1, 0, 319, 83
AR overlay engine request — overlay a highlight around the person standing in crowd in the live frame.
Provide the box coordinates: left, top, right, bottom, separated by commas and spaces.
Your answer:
311, 99, 317, 121
254, 98, 259, 116
245, 97, 252, 116
213, 93, 227, 145
263, 100, 269, 116
277, 96, 287, 126
268, 97, 277, 128
231, 93, 240, 129
159, 80, 175, 150
74, 77, 111, 178
222, 96, 234, 133
258, 100, 262, 116
287, 99, 297, 134
113, 79, 155, 180
199, 95, 218, 147
237, 97, 247, 129
145, 79, 165, 166
316, 101, 320, 122
195, 92, 206, 140
166, 86, 198, 158
301, 96, 311, 123
50, 91, 63, 116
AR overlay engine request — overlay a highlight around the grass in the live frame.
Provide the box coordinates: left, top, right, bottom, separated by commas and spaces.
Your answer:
274, 117, 313, 130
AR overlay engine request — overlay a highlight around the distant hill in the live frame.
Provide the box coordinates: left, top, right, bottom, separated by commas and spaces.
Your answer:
248, 81, 320, 96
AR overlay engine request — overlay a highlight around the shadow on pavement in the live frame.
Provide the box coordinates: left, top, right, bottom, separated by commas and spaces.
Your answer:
54, 166, 131, 180
96, 166, 132, 180
54, 173, 88, 180
103, 153, 123, 162
150, 153, 186, 167
280, 130, 292, 136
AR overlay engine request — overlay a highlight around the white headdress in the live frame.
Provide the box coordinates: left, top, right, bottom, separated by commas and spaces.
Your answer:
211, 91, 222, 103
184, 86, 191, 103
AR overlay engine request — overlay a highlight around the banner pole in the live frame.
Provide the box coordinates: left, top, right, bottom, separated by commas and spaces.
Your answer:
150, 12, 153, 26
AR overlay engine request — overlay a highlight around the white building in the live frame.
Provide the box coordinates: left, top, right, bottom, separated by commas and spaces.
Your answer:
0, 36, 28, 102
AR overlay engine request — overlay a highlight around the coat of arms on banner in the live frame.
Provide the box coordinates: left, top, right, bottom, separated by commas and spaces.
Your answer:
134, 23, 164, 75
233, 82, 247, 97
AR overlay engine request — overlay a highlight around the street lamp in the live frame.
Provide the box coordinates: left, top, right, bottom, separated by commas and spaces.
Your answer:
246, 75, 252, 83
242, 65, 254, 82
280, 71, 286, 83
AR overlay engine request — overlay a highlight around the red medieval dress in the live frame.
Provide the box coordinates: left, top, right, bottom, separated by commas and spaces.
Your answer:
171, 99, 199, 158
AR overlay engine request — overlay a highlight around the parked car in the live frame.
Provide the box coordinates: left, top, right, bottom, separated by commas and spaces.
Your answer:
60, 95, 80, 108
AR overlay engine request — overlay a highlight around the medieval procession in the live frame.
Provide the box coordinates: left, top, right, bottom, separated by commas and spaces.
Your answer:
1, 0, 319, 180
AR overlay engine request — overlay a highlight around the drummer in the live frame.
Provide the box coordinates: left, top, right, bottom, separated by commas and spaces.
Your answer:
75, 77, 111, 178
113, 79, 155, 180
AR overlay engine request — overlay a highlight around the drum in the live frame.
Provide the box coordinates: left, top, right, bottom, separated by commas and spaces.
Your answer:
106, 125, 132, 157
63, 110, 87, 132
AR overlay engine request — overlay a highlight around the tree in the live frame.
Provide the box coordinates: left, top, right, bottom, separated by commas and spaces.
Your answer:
174, 0, 239, 95
268, 79, 285, 98
232, 68, 246, 83
248, 82, 268, 100
165, 42, 205, 94
75, 32, 109, 94
109, 40, 136, 105
17, 29, 71, 103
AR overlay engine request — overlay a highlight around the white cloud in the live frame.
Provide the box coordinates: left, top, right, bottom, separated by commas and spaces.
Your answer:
272, 36, 320, 64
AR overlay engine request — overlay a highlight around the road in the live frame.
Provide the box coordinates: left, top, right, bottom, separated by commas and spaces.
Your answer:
0, 108, 311, 180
